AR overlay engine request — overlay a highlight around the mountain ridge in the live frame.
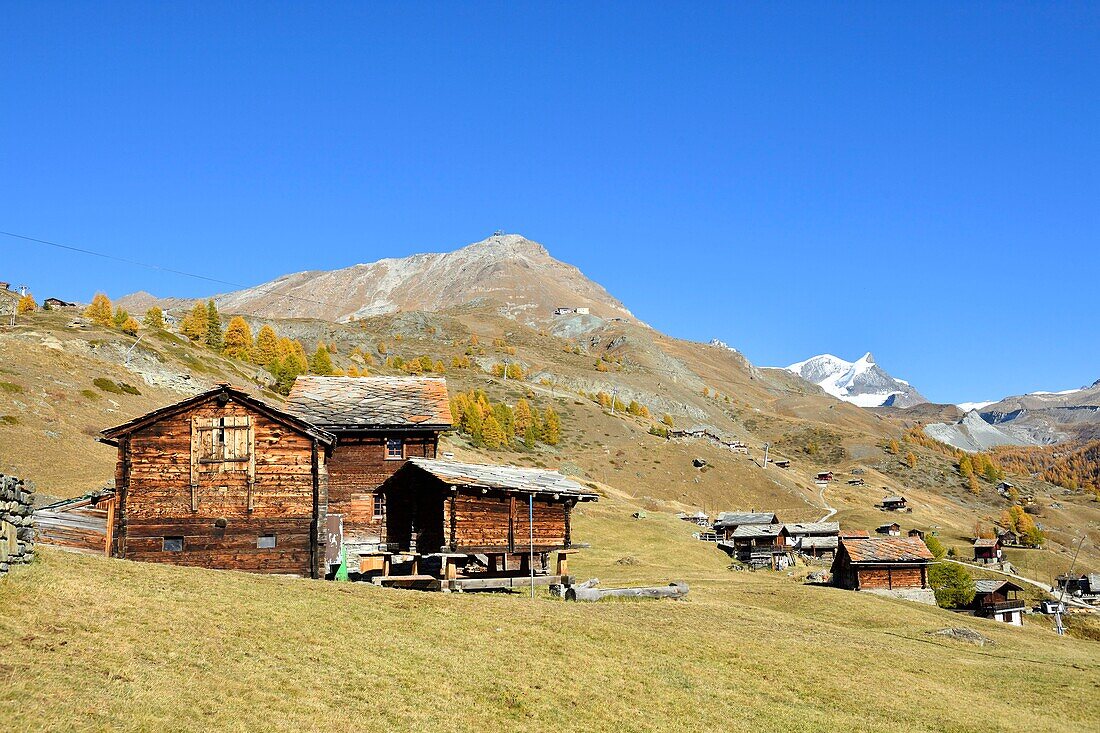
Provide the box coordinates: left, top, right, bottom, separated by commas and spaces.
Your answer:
118, 233, 635, 326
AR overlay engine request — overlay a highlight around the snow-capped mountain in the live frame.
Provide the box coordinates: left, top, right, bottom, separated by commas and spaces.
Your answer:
784, 352, 927, 408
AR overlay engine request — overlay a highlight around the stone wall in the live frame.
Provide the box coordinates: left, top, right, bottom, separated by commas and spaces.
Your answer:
0, 474, 35, 577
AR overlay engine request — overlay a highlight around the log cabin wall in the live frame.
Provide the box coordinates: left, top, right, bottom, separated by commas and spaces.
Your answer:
855, 566, 925, 590
445, 492, 568, 553
115, 398, 325, 576
380, 472, 571, 554
325, 432, 437, 546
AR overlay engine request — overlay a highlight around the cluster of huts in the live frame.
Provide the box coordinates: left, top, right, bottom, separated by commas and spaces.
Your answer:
37, 377, 597, 591
681, 510, 842, 569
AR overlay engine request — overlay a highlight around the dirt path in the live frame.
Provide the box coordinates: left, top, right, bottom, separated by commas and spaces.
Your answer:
817, 483, 837, 522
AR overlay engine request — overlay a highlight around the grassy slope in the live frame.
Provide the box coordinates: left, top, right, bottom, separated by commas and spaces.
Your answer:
2, 498, 1099, 733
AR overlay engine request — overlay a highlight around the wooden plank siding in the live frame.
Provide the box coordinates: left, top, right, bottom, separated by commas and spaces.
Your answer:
381, 467, 572, 555
325, 433, 437, 546
108, 393, 330, 577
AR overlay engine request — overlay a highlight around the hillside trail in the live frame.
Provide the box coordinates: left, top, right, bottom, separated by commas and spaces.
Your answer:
817, 483, 837, 522
943, 559, 1093, 610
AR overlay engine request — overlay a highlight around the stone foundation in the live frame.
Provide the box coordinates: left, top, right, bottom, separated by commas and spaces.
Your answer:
0, 474, 35, 577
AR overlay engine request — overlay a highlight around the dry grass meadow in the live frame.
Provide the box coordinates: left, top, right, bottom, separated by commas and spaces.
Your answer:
2, 498, 1098, 733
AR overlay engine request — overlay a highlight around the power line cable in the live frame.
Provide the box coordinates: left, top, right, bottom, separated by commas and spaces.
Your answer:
0, 229, 346, 312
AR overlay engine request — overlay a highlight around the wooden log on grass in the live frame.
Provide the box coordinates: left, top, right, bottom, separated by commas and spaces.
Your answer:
566, 581, 689, 602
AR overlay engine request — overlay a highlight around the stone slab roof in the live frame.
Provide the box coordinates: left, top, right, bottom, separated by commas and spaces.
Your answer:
404, 457, 598, 499
731, 523, 787, 539
784, 522, 840, 536
286, 376, 453, 430
714, 511, 778, 528
842, 537, 934, 563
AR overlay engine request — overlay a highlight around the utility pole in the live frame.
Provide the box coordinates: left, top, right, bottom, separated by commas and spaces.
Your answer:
1054, 533, 1086, 636
610, 387, 620, 415
529, 493, 535, 599
762, 442, 770, 469
125, 334, 144, 366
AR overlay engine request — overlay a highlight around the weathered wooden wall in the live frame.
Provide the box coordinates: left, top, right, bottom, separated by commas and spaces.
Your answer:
326, 433, 436, 545
34, 501, 110, 555
116, 398, 325, 576
856, 566, 925, 590
381, 472, 571, 555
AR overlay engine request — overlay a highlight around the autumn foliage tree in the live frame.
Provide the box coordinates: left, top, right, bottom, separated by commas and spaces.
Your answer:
223, 317, 253, 361
16, 293, 36, 314
180, 302, 208, 343
254, 325, 279, 365
84, 293, 113, 326
143, 307, 165, 331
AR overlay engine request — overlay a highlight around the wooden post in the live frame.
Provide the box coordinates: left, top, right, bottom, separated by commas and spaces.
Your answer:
382, 554, 391, 577
444, 556, 458, 580
103, 497, 116, 557
410, 554, 419, 575
556, 551, 569, 577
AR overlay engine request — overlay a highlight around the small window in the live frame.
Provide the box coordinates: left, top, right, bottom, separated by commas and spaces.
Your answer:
385, 437, 404, 460
163, 536, 184, 552
257, 534, 276, 549
373, 493, 386, 519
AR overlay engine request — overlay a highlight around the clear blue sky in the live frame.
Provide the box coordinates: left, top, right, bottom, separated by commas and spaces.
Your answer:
3, 3, 1098, 404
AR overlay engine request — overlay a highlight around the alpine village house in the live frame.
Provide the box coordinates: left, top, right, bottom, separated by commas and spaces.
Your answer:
86, 377, 596, 591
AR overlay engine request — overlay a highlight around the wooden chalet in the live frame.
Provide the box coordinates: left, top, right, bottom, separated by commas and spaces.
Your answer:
973, 537, 1002, 563
374, 458, 598, 590
875, 522, 901, 537
719, 524, 791, 569
713, 511, 779, 540
772, 459, 791, 469
815, 471, 834, 482
98, 384, 335, 577
880, 495, 908, 511
784, 522, 840, 559
1056, 573, 1100, 604
830, 537, 934, 592
907, 528, 925, 540
43, 297, 77, 309
971, 579, 1025, 625
285, 376, 452, 564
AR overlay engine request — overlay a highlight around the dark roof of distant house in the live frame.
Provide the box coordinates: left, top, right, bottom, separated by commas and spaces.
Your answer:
714, 511, 778, 528
876, 522, 901, 530
286, 376, 453, 430
882, 496, 907, 503
730, 523, 787, 539
398, 457, 598, 500
841, 537, 934, 563
99, 383, 335, 446
973, 538, 1000, 548
974, 579, 1024, 595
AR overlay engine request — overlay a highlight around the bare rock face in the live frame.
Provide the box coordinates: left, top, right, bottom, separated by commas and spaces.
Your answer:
120, 234, 634, 325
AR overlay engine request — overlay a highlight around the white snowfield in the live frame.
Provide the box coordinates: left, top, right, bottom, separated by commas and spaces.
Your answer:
957, 400, 996, 412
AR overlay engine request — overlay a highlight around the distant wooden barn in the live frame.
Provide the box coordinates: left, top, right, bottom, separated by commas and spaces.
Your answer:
971, 579, 1026, 625
830, 537, 934, 592
880, 496, 908, 511
713, 511, 779, 540
286, 376, 452, 561
973, 537, 1003, 563
98, 384, 335, 577
718, 524, 791, 569
875, 522, 901, 537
